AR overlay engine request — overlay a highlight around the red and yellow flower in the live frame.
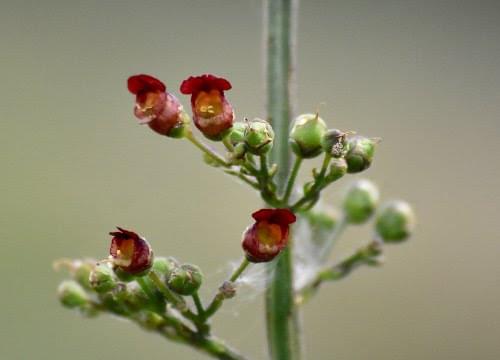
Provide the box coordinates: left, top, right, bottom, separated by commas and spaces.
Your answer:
127, 74, 185, 136
180, 74, 234, 140
242, 209, 297, 263
109, 227, 153, 275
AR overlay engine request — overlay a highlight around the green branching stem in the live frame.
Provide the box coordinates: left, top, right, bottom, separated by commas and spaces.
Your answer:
282, 155, 302, 204
296, 241, 383, 306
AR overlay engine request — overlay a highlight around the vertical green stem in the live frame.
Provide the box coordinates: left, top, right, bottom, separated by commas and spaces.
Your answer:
264, 0, 302, 359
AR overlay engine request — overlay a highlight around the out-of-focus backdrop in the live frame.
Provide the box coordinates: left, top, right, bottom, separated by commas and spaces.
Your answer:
1, 0, 499, 359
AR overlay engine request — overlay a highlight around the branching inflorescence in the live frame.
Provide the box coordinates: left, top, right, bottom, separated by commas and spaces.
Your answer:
55, 73, 415, 360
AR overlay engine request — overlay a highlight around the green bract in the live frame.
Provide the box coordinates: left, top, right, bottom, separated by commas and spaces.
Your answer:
58, 281, 89, 309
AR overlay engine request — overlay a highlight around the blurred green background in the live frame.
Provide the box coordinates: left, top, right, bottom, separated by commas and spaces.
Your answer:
1, 0, 499, 359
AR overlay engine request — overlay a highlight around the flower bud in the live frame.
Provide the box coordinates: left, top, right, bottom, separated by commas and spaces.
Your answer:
228, 122, 248, 146
167, 264, 203, 296
303, 209, 338, 231
58, 281, 89, 309
322, 129, 348, 157
109, 227, 153, 275
153, 257, 179, 280
127, 74, 187, 137
289, 113, 327, 158
180, 74, 234, 140
73, 261, 94, 290
244, 119, 274, 155
343, 179, 379, 224
375, 201, 416, 242
324, 158, 348, 183
345, 136, 376, 173
242, 208, 297, 263
89, 264, 117, 293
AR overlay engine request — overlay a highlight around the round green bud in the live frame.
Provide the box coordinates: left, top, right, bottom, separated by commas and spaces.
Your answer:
73, 262, 93, 290
375, 201, 416, 243
343, 179, 379, 224
228, 122, 248, 146
325, 158, 348, 183
303, 209, 337, 231
153, 257, 179, 279
345, 136, 376, 173
167, 264, 203, 296
121, 284, 152, 312
58, 281, 89, 309
322, 129, 347, 157
89, 264, 117, 293
289, 113, 327, 158
244, 119, 274, 155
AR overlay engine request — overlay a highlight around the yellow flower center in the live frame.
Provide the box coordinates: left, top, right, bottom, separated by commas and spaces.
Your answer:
256, 221, 282, 247
194, 90, 223, 118
114, 239, 134, 267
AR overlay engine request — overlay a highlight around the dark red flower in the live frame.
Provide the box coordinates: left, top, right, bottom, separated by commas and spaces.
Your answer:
180, 74, 234, 140
242, 209, 297, 263
127, 74, 184, 136
109, 227, 153, 275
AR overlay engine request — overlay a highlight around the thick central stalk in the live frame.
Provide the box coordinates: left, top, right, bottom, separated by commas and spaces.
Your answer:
264, 0, 302, 359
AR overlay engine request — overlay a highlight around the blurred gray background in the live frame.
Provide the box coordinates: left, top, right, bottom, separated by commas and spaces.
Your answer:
1, 0, 499, 359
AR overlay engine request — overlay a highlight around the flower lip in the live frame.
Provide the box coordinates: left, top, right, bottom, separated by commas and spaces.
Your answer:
128, 74, 166, 95
180, 74, 232, 97
251, 208, 297, 226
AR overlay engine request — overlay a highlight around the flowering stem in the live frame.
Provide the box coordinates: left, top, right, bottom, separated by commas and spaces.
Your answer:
185, 130, 229, 167
282, 155, 302, 204
136, 276, 164, 313
296, 241, 383, 305
265, 0, 302, 359
192, 292, 205, 317
204, 258, 250, 319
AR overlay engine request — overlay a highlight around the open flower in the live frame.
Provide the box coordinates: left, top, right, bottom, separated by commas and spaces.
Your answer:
180, 74, 234, 140
109, 227, 153, 275
127, 74, 185, 136
242, 209, 297, 263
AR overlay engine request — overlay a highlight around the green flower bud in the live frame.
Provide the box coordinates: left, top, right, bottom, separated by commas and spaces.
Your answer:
303, 209, 337, 231
375, 201, 416, 243
89, 264, 117, 293
345, 136, 376, 173
322, 129, 348, 157
244, 119, 274, 155
325, 158, 348, 183
167, 264, 203, 296
232, 142, 247, 160
343, 179, 379, 224
121, 284, 152, 312
58, 281, 89, 309
228, 122, 248, 146
290, 113, 327, 158
73, 261, 94, 290
153, 257, 179, 280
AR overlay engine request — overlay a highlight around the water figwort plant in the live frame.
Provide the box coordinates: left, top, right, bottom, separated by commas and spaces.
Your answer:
54, 1, 416, 359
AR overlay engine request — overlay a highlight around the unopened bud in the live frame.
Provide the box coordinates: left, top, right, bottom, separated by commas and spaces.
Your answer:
325, 158, 348, 183
58, 281, 89, 309
89, 264, 117, 293
343, 179, 379, 224
244, 119, 274, 155
228, 122, 248, 146
74, 262, 94, 290
375, 201, 416, 242
289, 113, 327, 158
345, 136, 376, 173
167, 264, 203, 296
153, 257, 179, 280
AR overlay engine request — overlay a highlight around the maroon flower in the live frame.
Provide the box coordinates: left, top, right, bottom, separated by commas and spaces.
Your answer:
180, 74, 234, 140
127, 74, 184, 136
242, 209, 297, 263
109, 227, 153, 275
